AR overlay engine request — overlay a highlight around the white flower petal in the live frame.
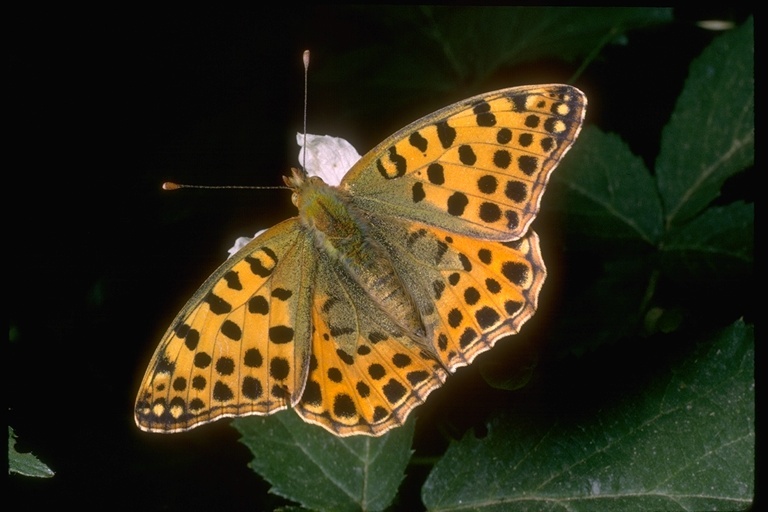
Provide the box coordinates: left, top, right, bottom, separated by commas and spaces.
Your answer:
296, 133, 361, 186
227, 230, 266, 258
227, 134, 360, 257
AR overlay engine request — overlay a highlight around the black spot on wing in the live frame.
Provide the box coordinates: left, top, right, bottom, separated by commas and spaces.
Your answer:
409, 131, 428, 152
447, 192, 468, 216
473, 100, 496, 127
511, 94, 527, 112
223, 271, 242, 290
458, 145, 477, 166
412, 182, 425, 203
436, 121, 456, 149
242, 376, 263, 400
518, 155, 538, 176
203, 292, 231, 315
220, 320, 242, 341
272, 288, 292, 300
427, 163, 445, 185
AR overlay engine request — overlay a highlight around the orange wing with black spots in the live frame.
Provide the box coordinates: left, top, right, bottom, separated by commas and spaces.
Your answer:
366, 217, 546, 372
343, 85, 586, 241
296, 249, 447, 436
136, 84, 585, 436
135, 219, 315, 432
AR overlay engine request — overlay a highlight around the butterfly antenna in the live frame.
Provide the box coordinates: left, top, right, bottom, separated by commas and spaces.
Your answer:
302, 50, 310, 172
162, 182, 289, 191
163, 52, 313, 192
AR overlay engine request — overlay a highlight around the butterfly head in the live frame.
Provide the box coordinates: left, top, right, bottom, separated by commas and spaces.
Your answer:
284, 167, 309, 207
284, 166, 335, 209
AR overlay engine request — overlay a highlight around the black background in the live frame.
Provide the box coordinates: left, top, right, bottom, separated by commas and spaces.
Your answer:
8, 7, 752, 510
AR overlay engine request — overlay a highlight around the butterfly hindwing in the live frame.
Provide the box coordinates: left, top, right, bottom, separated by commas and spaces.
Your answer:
135, 219, 315, 432
367, 217, 546, 371
296, 249, 448, 436
342, 85, 586, 241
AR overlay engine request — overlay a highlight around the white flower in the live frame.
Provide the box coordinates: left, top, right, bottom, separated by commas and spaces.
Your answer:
296, 133, 361, 186
226, 134, 361, 258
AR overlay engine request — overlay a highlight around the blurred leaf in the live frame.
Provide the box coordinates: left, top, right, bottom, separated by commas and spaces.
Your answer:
656, 17, 754, 228
547, 257, 653, 355
422, 320, 754, 511
233, 410, 414, 512
8, 427, 54, 478
552, 126, 663, 245
9, 322, 20, 343
322, 7, 672, 116
661, 201, 753, 283
546, 18, 754, 352
478, 336, 539, 391
414, 7, 673, 84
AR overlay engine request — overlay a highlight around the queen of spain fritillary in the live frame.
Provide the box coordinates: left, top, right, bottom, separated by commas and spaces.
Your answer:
135, 84, 587, 436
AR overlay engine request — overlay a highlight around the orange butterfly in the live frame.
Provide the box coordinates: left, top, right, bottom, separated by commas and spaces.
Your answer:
135, 84, 586, 436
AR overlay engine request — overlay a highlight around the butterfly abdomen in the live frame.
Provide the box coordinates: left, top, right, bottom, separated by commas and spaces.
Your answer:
297, 176, 423, 335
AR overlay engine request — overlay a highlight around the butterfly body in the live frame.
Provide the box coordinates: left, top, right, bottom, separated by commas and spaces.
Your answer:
136, 85, 586, 436
289, 168, 426, 338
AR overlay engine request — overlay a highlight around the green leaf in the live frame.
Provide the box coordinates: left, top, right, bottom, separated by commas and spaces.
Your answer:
422, 320, 754, 511
233, 410, 414, 512
551, 126, 663, 246
661, 201, 753, 283
321, 7, 672, 117
8, 426, 54, 478
415, 7, 673, 84
656, 17, 754, 228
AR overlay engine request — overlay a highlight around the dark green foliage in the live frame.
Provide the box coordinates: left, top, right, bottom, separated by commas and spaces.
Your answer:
233, 11, 753, 512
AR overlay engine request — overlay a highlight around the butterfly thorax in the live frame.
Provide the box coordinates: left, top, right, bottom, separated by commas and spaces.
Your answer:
287, 168, 424, 338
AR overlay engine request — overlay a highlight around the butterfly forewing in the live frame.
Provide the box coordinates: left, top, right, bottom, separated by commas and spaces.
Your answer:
342, 85, 586, 241
135, 219, 315, 432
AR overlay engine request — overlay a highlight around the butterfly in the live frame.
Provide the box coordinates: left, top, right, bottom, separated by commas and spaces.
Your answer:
135, 84, 587, 436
